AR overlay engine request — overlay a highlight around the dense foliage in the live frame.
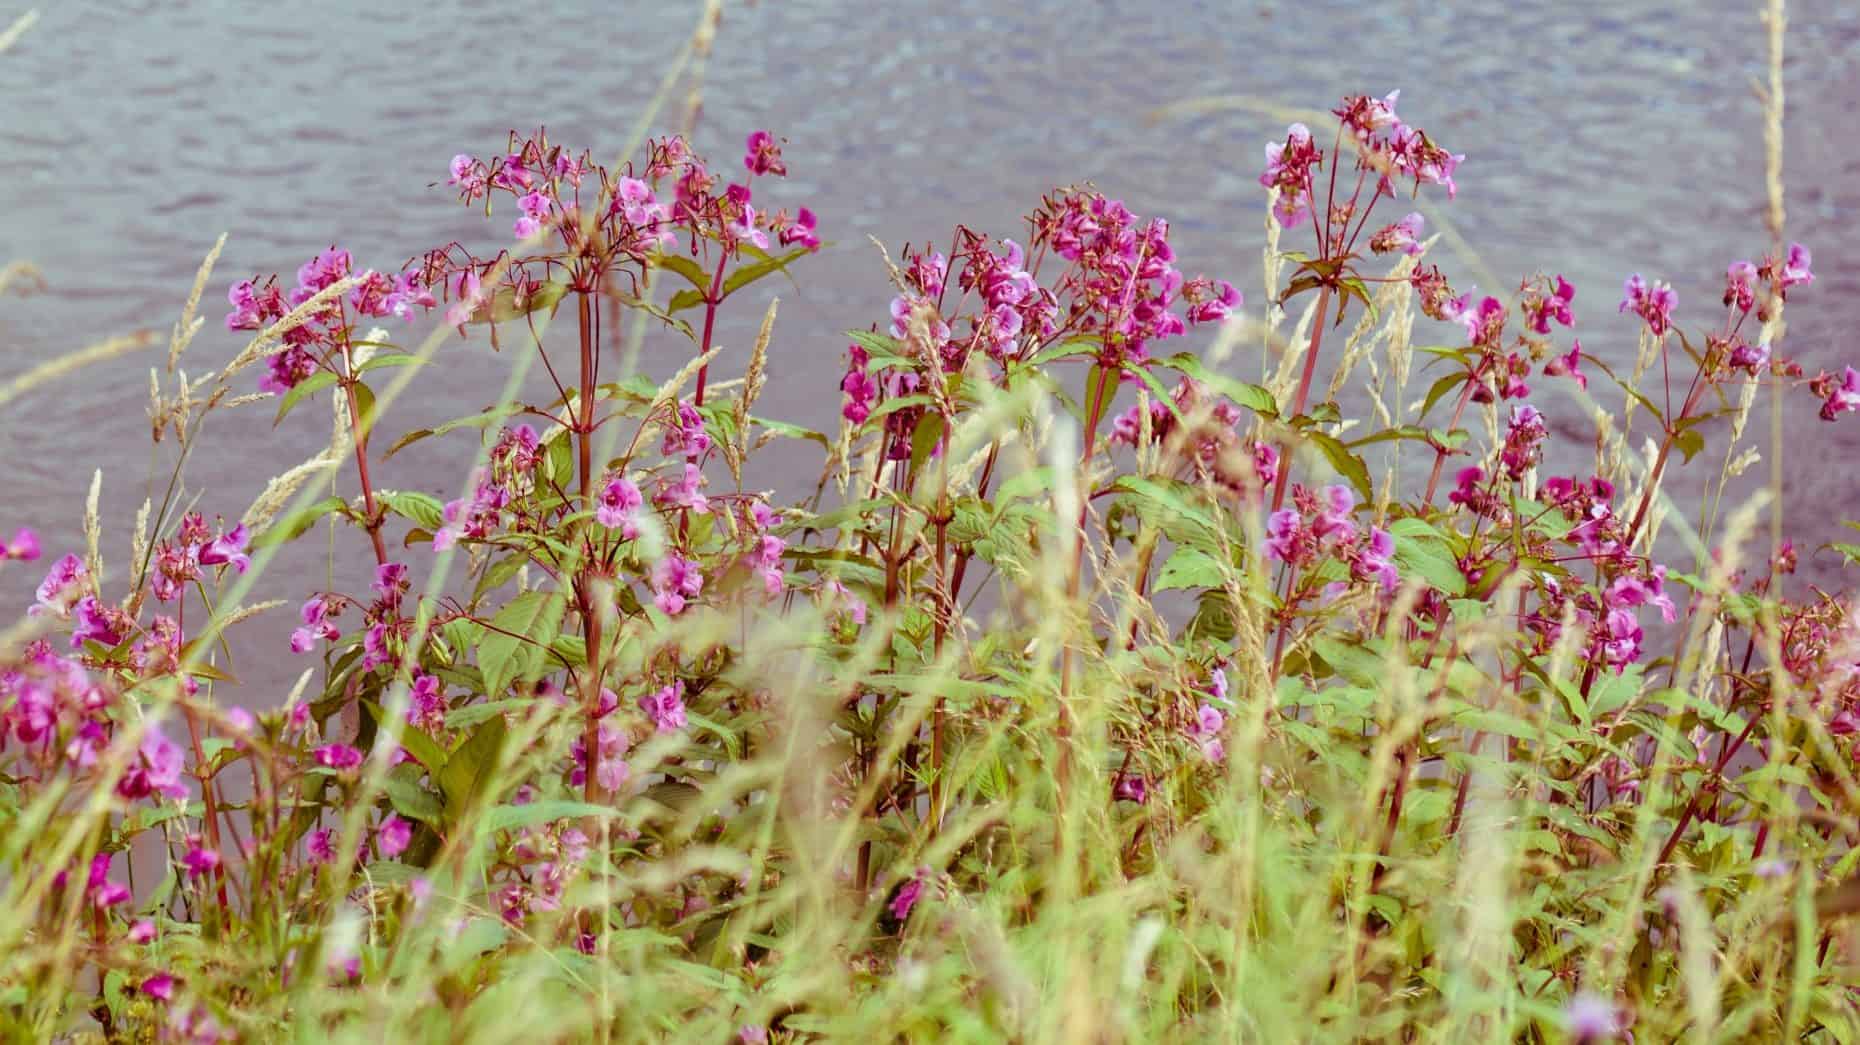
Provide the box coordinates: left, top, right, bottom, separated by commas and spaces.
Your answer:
4, 60, 1860, 1043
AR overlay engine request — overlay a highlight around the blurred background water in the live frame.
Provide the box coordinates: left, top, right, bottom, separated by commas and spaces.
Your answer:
2, 0, 1858, 702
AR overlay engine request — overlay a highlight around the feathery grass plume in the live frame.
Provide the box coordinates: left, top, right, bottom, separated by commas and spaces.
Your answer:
168, 233, 226, 373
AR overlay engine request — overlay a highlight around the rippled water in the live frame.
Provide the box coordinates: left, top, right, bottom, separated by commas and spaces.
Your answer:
3, 0, 1859, 696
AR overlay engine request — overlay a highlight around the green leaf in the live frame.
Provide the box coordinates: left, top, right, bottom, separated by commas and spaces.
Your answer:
650, 252, 710, 291
438, 717, 509, 817
379, 490, 446, 531
1419, 371, 1469, 421
1158, 353, 1278, 417
1302, 431, 1373, 503
1154, 547, 1227, 591
273, 370, 338, 426
357, 352, 425, 374
477, 590, 560, 699
718, 245, 814, 301
382, 774, 446, 826
480, 800, 614, 833
909, 413, 945, 477
1112, 476, 1225, 556
1385, 517, 1466, 596
363, 700, 449, 776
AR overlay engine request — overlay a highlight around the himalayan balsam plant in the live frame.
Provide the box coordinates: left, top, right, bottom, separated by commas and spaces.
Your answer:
6, 68, 1860, 1044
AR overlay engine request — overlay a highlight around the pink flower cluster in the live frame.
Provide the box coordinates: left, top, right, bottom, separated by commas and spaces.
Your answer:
1264, 485, 1399, 595
151, 512, 250, 602
227, 246, 433, 396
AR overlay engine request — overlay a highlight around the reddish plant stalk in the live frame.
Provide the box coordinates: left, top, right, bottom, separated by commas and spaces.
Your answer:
1271, 285, 1335, 513
576, 289, 608, 804
693, 254, 729, 407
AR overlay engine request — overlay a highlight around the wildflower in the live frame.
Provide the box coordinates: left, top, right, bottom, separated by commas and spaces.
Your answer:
1778, 242, 1813, 293
1183, 278, 1241, 324
1820, 366, 1860, 421
889, 871, 927, 923
840, 350, 879, 425
1259, 123, 1319, 228
314, 743, 364, 771
129, 919, 158, 944
376, 814, 412, 859
639, 679, 688, 733
196, 522, 249, 573
743, 130, 787, 177
290, 594, 342, 653
2, 527, 40, 561
660, 462, 711, 514
1563, 992, 1620, 1044
513, 190, 552, 239
1543, 339, 1587, 390
1523, 274, 1575, 334
1447, 293, 1505, 347
307, 828, 338, 866
181, 836, 220, 880
1188, 702, 1226, 764
1113, 774, 1149, 804
119, 725, 188, 801
652, 554, 704, 616
71, 595, 125, 648
596, 476, 645, 537
571, 717, 631, 792
34, 553, 89, 617
1725, 260, 1758, 312
1499, 404, 1547, 479
445, 268, 484, 327
1619, 273, 1677, 336
140, 973, 176, 1002
1353, 527, 1400, 593
739, 1026, 769, 1045
1369, 212, 1425, 256
777, 205, 820, 250
1727, 338, 1769, 374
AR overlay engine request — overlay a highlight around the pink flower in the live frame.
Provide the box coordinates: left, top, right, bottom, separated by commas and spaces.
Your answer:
1259, 123, 1319, 228
1727, 339, 1770, 374
1369, 212, 1425, 256
1821, 366, 1860, 421
290, 594, 342, 653
1112, 774, 1149, 804
2, 527, 41, 561
659, 463, 711, 515
652, 554, 704, 616
1524, 275, 1575, 334
889, 872, 926, 923
1543, 339, 1587, 390
119, 725, 188, 801
129, 919, 158, 944
196, 523, 249, 573
1188, 702, 1226, 763
71, 595, 124, 648
376, 813, 412, 858
314, 743, 364, 771
1725, 260, 1758, 312
181, 836, 220, 880
596, 476, 645, 537
743, 130, 787, 177
639, 680, 687, 733
306, 828, 337, 866
35, 553, 89, 617
1779, 242, 1813, 292
1619, 273, 1677, 336
140, 973, 176, 1002
778, 206, 820, 250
